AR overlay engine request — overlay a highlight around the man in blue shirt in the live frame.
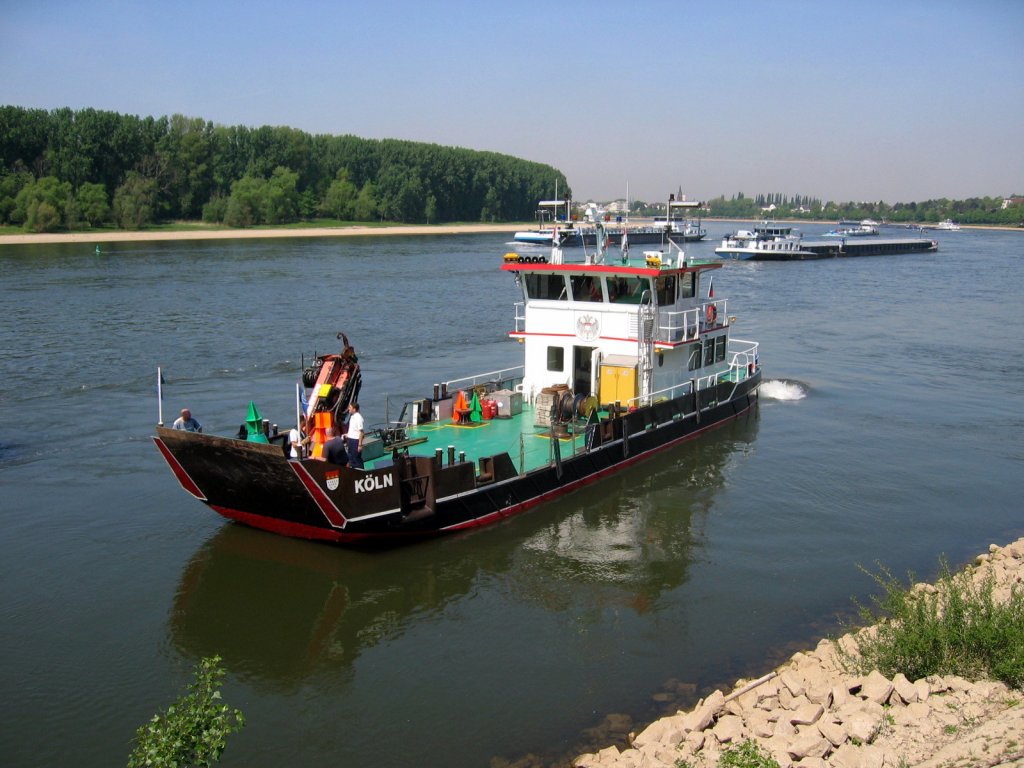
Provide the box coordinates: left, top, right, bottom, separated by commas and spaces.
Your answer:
172, 408, 202, 432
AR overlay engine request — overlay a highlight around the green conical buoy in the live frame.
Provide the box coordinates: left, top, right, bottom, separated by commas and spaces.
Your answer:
245, 400, 269, 443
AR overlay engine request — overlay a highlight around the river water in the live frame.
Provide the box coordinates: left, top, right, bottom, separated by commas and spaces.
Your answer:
1, 225, 1021, 767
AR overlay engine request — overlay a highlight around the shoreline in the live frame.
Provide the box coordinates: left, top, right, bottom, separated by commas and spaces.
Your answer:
567, 537, 1024, 768
0, 222, 525, 246
1, 220, 1019, 247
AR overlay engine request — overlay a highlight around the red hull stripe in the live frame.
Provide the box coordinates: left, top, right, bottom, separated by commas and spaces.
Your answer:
289, 462, 348, 528
210, 505, 414, 544
211, 506, 346, 542
153, 437, 206, 500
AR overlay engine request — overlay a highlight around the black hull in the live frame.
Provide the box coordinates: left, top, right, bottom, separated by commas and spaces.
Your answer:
155, 373, 760, 545
751, 238, 938, 260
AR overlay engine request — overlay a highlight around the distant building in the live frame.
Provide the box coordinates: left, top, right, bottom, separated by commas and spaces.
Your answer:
1001, 196, 1024, 209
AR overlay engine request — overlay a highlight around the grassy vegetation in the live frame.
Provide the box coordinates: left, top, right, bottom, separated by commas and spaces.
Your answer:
841, 558, 1024, 690
674, 739, 781, 768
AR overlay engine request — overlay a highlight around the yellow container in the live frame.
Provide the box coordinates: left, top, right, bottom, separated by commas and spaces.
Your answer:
599, 355, 637, 406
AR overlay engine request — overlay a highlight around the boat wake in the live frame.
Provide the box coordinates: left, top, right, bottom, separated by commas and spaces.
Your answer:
759, 379, 808, 401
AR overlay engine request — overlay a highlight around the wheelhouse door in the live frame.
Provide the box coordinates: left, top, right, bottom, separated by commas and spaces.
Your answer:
572, 345, 595, 396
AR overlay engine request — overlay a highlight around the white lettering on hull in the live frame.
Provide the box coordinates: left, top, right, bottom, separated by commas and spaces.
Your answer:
353, 474, 394, 494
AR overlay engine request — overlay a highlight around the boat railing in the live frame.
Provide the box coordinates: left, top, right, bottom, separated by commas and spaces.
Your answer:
725, 338, 759, 379
657, 300, 728, 342
513, 301, 525, 333
623, 373, 721, 410
443, 366, 525, 395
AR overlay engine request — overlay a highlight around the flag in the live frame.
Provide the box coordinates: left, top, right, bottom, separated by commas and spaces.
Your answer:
708, 276, 714, 298
621, 227, 629, 257
299, 382, 309, 415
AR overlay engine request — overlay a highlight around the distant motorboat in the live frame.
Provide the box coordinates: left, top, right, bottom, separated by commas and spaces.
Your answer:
824, 223, 879, 237
935, 219, 962, 231
651, 194, 707, 242
513, 199, 579, 246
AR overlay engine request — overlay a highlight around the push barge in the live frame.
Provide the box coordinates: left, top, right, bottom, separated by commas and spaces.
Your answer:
154, 229, 761, 544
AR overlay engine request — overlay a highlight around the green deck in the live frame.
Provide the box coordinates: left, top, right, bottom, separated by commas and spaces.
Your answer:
364, 401, 597, 476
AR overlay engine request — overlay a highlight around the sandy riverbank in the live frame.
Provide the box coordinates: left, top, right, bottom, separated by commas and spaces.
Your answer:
0, 222, 525, 246
2, 220, 1019, 247
565, 538, 1024, 768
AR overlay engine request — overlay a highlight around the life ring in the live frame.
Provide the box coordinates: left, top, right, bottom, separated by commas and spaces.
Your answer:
706, 304, 717, 325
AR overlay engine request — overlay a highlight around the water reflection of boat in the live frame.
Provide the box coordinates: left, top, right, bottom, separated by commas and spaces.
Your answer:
170, 526, 484, 685
169, 410, 759, 685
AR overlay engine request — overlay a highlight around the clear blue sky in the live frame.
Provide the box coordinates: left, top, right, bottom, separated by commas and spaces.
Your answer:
2, 0, 1022, 204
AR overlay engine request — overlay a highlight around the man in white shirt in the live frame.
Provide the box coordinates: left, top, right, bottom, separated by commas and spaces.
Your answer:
345, 402, 364, 468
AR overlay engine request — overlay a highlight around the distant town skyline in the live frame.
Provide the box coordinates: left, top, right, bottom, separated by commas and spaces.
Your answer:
2, 0, 1021, 205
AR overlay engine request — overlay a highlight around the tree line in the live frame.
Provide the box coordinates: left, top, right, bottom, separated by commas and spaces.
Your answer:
0, 106, 570, 232
702, 191, 1023, 225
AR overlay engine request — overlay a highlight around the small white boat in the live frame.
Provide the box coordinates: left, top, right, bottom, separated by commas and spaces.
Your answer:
651, 194, 707, 242
824, 224, 879, 237
935, 219, 962, 231
514, 199, 579, 245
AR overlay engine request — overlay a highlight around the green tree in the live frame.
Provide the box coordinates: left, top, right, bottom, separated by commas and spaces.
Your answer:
113, 172, 157, 229
76, 182, 110, 226
202, 194, 228, 223
352, 181, 379, 221
224, 175, 266, 227
127, 656, 244, 768
262, 166, 299, 224
321, 169, 358, 220
0, 169, 33, 223
14, 176, 72, 231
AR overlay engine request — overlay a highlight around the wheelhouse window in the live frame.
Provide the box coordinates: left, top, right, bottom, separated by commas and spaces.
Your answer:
688, 342, 702, 371
570, 275, 603, 302
715, 336, 726, 362
655, 275, 676, 306
524, 273, 567, 301
607, 275, 648, 304
547, 346, 564, 372
704, 338, 716, 366
679, 272, 695, 298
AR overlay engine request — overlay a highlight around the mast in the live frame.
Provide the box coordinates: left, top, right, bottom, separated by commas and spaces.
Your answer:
637, 290, 655, 406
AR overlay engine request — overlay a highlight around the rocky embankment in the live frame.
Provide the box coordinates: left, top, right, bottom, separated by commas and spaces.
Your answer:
574, 539, 1024, 768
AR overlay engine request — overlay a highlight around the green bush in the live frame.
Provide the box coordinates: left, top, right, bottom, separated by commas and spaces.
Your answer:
842, 558, 1024, 690
128, 656, 245, 768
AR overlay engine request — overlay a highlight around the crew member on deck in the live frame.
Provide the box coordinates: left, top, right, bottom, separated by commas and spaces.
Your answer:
345, 402, 365, 469
322, 426, 349, 466
172, 408, 202, 432
288, 426, 309, 458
